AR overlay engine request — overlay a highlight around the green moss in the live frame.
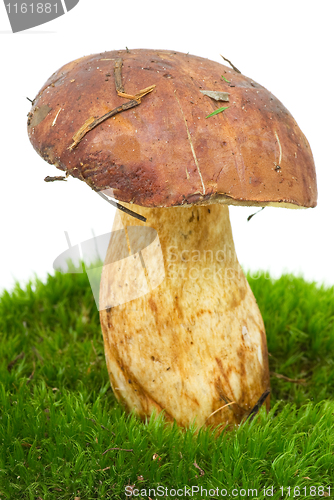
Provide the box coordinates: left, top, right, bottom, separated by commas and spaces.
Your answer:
0, 270, 333, 498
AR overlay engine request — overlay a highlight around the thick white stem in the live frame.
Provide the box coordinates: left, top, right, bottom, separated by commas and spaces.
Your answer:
99, 203, 270, 428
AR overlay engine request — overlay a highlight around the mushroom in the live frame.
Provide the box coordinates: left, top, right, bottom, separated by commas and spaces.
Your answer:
27, 49, 317, 428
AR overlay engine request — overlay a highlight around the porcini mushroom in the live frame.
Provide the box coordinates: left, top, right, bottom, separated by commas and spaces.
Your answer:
27, 49, 317, 428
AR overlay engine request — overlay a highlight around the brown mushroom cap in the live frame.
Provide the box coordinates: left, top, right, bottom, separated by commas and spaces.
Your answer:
28, 49, 317, 208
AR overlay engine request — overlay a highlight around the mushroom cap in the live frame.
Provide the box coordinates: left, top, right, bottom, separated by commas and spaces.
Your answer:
28, 49, 317, 208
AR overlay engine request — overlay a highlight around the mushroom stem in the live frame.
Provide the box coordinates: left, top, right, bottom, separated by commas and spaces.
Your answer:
99, 203, 270, 428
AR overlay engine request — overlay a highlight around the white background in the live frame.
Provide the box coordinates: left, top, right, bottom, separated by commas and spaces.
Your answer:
0, 0, 333, 293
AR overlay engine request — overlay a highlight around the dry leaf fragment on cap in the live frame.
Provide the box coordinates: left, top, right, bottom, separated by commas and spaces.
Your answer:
114, 57, 125, 93
68, 58, 155, 150
114, 58, 156, 101
69, 116, 96, 149
200, 90, 229, 102
68, 101, 139, 150
117, 85, 156, 102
